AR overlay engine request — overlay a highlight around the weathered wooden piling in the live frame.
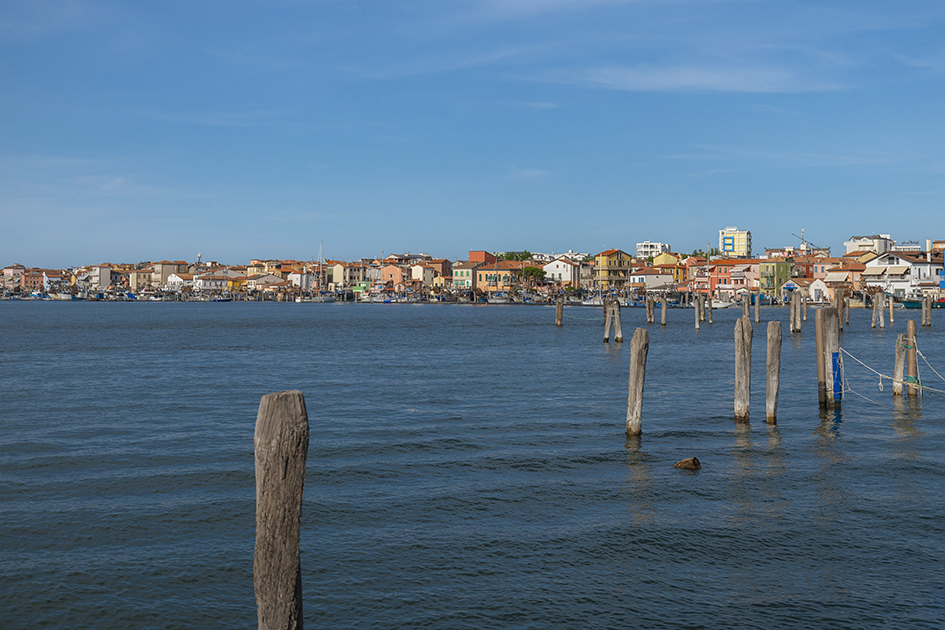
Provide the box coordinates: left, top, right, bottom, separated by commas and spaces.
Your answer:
788, 293, 795, 333
893, 333, 906, 396
766, 321, 781, 424
802, 295, 808, 321
660, 297, 667, 326
837, 293, 844, 331
754, 287, 760, 323
796, 293, 804, 332
923, 296, 931, 327
699, 295, 706, 322
613, 300, 624, 343
906, 320, 918, 397
815, 309, 826, 407
844, 297, 850, 327
555, 296, 563, 326
789, 292, 798, 333
603, 298, 614, 342
255, 390, 310, 630
626, 327, 649, 436
694, 298, 700, 330
889, 294, 895, 325
823, 307, 841, 408
878, 294, 885, 329
871, 295, 878, 328
707, 296, 713, 325
734, 317, 752, 422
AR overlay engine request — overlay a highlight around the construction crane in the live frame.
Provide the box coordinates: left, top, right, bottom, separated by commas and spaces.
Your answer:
791, 229, 824, 253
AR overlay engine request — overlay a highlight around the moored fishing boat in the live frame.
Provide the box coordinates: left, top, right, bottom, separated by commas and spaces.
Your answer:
901, 298, 945, 309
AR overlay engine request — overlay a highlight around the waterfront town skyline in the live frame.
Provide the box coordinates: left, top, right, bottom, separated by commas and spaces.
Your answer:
3, 228, 940, 273
4, 2, 945, 269
5, 230, 944, 302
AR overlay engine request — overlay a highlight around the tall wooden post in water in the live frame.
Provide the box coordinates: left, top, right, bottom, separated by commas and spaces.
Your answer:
889, 295, 895, 325
255, 390, 310, 630
694, 298, 700, 330
734, 317, 752, 422
815, 309, 826, 407
789, 292, 799, 333
754, 287, 761, 323
626, 328, 649, 436
796, 292, 804, 332
893, 333, 906, 396
837, 293, 844, 331
788, 293, 795, 333
822, 307, 841, 408
706, 295, 713, 325
603, 297, 613, 343
555, 296, 563, 327
613, 299, 624, 343
907, 320, 918, 397
766, 321, 781, 424
660, 297, 667, 326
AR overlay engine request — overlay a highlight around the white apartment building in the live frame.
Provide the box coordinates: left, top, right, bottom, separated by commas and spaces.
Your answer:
636, 241, 671, 259
844, 234, 893, 255
542, 258, 580, 287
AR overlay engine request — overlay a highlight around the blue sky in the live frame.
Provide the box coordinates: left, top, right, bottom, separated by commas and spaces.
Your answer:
3, 0, 945, 267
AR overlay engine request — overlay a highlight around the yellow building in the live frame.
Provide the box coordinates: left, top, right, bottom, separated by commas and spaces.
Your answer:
595, 249, 632, 289
719, 227, 752, 258
227, 276, 248, 292
652, 252, 680, 266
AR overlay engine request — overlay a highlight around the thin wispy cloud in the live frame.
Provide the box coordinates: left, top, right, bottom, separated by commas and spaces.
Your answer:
349, 43, 552, 79
518, 101, 560, 109
664, 145, 895, 167
457, 0, 637, 23
750, 104, 798, 115
128, 107, 291, 128
0, 153, 213, 201
205, 46, 305, 71
508, 167, 551, 180
0, 0, 101, 43
559, 63, 842, 93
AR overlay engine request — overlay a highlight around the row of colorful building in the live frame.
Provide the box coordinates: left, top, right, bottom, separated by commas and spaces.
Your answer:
3, 233, 945, 301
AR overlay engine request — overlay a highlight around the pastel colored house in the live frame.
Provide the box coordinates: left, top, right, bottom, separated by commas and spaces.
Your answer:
476, 261, 526, 292
594, 249, 632, 289
379, 264, 406, 289
409, 264, 435, 288
542, 258, 580, 287
759, 260, 793, 299
719, 226, 751, 258
2, 264, 25, 290
629, 267, 674, 291
452, 261, 479, 290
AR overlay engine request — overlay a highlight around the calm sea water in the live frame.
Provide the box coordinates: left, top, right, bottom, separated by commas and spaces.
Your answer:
1, 302, 943, 629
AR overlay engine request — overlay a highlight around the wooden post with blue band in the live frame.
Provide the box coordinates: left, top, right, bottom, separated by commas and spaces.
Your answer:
823, 307, 842, 408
